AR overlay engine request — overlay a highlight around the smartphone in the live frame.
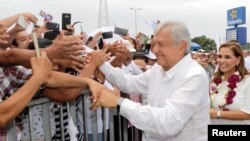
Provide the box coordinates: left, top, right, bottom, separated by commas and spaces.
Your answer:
98, 37, 104, 49
102, 31, 113, 39
17, 15, 28, 29
39, 10, 53, 22
62, 13, 71, 30
114, 27, 128, 36
45, 14, 53, 22
46, 22, 60, 31
39, 10, 46, 17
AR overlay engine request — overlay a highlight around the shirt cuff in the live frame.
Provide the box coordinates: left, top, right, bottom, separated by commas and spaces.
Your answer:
119, 98, 138, 119
99, 62, 112, 76
117, 97, 125, 106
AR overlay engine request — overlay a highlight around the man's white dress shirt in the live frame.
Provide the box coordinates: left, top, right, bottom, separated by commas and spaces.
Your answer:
100, 54, 210, 141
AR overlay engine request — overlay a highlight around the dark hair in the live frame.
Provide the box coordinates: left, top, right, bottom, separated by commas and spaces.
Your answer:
44, 31, 60, 40
85, 36, 93, 45
129, 37, 136, 48
213, 42, 249, 81
28, 38, 53, 50
12, 39, 18, 46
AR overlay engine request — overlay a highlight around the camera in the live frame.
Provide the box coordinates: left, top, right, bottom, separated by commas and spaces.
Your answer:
39, 10, 53, 22
102, 31, 113, 39
114, 27, 128, 36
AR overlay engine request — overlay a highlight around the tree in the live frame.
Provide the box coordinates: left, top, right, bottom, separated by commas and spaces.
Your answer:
243, 42, 250, 50
192, 35, 217, 51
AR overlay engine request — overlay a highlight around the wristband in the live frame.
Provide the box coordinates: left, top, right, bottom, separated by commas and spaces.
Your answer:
216, 110, 221, 119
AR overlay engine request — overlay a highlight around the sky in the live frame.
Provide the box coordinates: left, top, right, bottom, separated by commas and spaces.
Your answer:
0, 0, 249, 45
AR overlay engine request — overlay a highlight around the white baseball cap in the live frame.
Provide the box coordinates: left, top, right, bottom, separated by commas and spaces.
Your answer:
144, 50, 156, 60
122, 39, 136, 52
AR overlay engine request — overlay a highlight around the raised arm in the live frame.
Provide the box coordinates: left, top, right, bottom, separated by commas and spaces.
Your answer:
0, 12, 37, 28
0, 33, 84, 68
0, 52, 52, 127
42, 59, 97, 102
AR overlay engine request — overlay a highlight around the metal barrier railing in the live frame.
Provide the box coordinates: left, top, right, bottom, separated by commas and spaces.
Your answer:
6, 91, 142, 141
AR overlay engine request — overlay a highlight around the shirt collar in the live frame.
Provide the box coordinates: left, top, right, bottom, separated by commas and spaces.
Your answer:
163, 53, 193, 80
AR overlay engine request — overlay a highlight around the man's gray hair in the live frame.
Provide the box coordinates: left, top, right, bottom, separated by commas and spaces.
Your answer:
154, 21, 191, 54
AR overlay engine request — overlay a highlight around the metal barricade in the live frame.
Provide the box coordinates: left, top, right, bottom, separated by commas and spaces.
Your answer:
6, 91, 142, 141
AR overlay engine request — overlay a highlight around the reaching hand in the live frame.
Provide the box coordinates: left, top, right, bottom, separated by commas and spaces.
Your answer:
93, 69, 105, 84
32, 23, 52, 38
85, 78, 107, 109
52, 57, 84, 72
91, 88, 120, 110
46, 32, 85, 71
110, 53, 123, 68
89, 50, 107, 68
31, 51, 52, 84
21, 12, 38, 24
0, 24, 9, 46
134, 59, 147, 70
88, 32, 102, 49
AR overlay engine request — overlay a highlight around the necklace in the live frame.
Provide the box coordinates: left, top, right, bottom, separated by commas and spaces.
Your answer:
210, 71, 241, 111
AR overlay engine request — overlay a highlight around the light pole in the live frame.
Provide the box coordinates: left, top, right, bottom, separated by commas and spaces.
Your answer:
130, 7, 142, 35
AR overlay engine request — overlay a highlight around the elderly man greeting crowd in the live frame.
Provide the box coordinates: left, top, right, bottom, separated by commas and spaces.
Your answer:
3, 7, 250, 141
90, 21, 210, 141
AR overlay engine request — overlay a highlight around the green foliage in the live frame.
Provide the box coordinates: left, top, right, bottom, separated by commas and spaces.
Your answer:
243, 42, 250, 50
191, 35, 217, 51
143, 36, 150, 45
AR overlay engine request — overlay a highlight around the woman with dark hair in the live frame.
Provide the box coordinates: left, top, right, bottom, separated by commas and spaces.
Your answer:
210, 42, 250, 124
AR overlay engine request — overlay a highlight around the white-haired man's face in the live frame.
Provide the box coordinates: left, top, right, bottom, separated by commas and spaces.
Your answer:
151, 27, 186, 70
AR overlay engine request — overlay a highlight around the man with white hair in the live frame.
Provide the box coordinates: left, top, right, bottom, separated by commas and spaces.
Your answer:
91, 21, 209, 141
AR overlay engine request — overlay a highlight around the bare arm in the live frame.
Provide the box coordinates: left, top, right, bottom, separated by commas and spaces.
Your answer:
0, 74, 45, 127
0, 14, 20, 27
0, 48, 35, 67
210, 109, 250, 120
42, 62, 97, 102
0, 52, 51, 127
0, 34, 84, 68
0, 12, 37, 28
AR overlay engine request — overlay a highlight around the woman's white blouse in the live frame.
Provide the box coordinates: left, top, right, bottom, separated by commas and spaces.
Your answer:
211, 75, 250, 124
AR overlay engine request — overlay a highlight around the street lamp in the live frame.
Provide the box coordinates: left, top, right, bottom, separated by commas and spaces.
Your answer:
130, 7, 142, 35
